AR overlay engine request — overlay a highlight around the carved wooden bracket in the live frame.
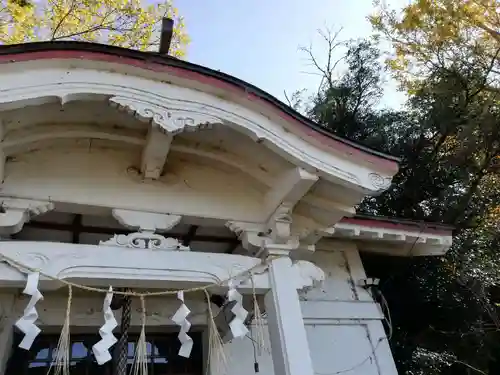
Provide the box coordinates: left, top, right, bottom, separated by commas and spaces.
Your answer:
0, 198, 54, 235
263, 167, 318, 222
109, 96, 223, 135
267, 203, 294, 245
368, 172, 392, 191
100, 233, 189, 251
226, 221, 266, 256
104, 209, 184, 250
292, 260, 325, 292
0, 66, 398, 194
111, 209, 181, 232
109, 96, 225, 180
226, 214, 313, 258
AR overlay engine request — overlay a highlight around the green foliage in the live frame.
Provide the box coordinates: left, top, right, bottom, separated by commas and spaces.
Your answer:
370, 0, 500, 95
304, 35, 500, 374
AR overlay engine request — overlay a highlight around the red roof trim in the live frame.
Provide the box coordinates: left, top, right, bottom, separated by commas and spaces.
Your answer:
0, 48, 399, 172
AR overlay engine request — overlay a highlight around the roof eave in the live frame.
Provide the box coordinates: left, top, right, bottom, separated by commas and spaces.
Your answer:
0, 41, 400, 168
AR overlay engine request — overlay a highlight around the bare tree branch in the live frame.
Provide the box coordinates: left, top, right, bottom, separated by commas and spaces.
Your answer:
50, 0, 76, 40
283, 90, 293, 107
298, 26, 346, 92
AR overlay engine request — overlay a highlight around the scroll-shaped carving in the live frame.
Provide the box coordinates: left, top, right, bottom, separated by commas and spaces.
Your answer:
292, 260, 325, 292
226, 220, 301, 257
268, 203, 294, 245
226, 221, 265, 256
0, 199, 54, 235
368, 173, 392, 190
100, 232, 190, 251
109, 96, 223, 135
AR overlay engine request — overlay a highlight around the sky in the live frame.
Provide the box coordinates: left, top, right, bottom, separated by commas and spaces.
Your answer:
177, 0, 407, 109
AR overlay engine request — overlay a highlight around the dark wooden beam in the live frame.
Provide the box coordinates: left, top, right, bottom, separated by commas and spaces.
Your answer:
27, 220, 131, 235
71, 214, 83, 244
225, 242, 240, 254
159, 18, 174, 55
182, 225, 199, 246
24, 220, 239, 244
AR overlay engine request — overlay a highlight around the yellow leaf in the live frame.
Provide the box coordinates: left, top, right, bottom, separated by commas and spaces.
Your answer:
0, 0, 188, 56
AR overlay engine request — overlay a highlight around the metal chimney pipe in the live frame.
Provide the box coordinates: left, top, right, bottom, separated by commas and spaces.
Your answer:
159, 17, 174, 55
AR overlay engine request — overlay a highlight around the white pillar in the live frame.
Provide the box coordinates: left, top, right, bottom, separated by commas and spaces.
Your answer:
265, 256, 315, 375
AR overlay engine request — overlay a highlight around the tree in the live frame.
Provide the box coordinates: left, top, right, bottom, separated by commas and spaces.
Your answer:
370, 0, 500, 94
299, 28, 500, 374
0, 0, 188, 56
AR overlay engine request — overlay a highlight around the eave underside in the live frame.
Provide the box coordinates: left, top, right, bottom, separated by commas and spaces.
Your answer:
0, 41, 399, 168
0, 60, 451, 257
11, 211, 452, 257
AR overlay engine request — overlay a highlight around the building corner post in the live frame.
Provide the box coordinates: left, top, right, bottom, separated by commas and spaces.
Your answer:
264, 254, 315, 375
227, 204, 316, 375
264, 203, 315, 375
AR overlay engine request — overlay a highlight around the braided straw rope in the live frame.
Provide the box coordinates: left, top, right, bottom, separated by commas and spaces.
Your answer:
48, 285, 72, 375
114, 290, 131, 375
4, 251, 276, 375
204, 289, 227, 375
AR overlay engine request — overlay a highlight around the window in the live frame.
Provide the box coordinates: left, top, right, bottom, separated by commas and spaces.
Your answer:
6, 332, 203, 375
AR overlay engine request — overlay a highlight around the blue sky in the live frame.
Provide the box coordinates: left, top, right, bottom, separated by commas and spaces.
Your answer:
177, 0, 407, 109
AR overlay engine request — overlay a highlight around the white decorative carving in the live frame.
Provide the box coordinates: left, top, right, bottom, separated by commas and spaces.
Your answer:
368, 173, 392, 190
292, 214, 329, 244
0, 65, 398, 194
111, 209, 181, 232
22, 253, 50, 270
99, 232, 190, 251
109, 96, 222, 135
0, 241, 269, 292
0, 198, 54, 234
92, 287, 118, 365
227, 218, 302, 257
268, 203, 294, 245
292, 261, 325, 292
15, 272, 43, 350
226, 221, 265, 256
0, 241, 331, 296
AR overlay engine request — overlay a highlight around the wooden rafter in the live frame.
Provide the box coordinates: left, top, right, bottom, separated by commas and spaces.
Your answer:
24, 218, 239, 245
182, 225, 199, 246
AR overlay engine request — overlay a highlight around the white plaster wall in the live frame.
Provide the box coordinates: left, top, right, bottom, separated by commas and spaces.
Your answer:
214, 326, 275, 375
3, 147, 265, 222
218, 243, 399, 375
303, 245, 373, 302
300, 242, 398, 375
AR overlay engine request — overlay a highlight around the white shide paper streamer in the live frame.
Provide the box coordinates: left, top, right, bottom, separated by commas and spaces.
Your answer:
92, 287, 118, 365
16, 272, 43, 350
227, 281, 249, 338
171, 291, 193, 358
